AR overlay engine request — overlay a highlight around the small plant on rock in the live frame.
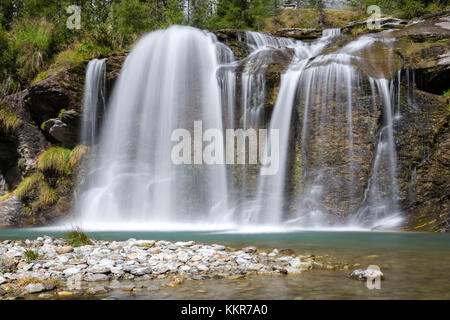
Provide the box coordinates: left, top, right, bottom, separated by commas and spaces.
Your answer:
64, 228, 92, 247
24, 249, 40, 261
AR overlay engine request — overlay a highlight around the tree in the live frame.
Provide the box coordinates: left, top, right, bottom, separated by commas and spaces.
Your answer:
309, 0, 325, 26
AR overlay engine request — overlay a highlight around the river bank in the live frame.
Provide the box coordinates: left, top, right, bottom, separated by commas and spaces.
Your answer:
0, 235, 356, 300
1, 231, 449, 299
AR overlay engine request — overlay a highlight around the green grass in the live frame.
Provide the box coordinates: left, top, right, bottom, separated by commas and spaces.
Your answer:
37, 147, 72, 175
24, 249, 40, 261
37, 182, 58, 207
64, 228, 92, 247
14, 172, 45, 198
0, 108, 23, 133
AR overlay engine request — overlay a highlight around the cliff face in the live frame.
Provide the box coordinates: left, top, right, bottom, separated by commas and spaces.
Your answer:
0, 13, 448, 231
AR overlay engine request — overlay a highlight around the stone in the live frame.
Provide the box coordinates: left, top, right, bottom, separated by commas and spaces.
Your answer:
86, 285, 107, 295
63, 267, 81, 277
130, 267, 151, 276
57, 291, 73, 297
88, 265, 111, 274
243, 246, 257, 253
56, 246, 74, 254
85, 273, 109, 282
110, 266, 124, 275
24, 283, 46, 294
0, 256, 16, 272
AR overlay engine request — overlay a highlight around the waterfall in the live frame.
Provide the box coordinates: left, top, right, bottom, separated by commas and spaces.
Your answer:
80, 58, 106, 146
72, 26, 405, 231
76, 26, 229, 230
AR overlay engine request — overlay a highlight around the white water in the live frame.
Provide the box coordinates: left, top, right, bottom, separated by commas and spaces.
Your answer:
70, 26, 405, 232
75, 26, 229, 229
80, 59, 106, 146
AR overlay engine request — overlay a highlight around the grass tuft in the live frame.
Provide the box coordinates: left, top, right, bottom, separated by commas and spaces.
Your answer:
37, 147, 72, 175
24, 249, 40, 261
37, 182, 58, 207
65, 228, 92, 247
0, 108, 23, 133
68, 145, 89, 168
14, 172, 45, 198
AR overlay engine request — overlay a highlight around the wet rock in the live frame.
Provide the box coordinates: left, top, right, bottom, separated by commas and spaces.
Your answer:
86, 285, 107, 295
24, 283, 46, 294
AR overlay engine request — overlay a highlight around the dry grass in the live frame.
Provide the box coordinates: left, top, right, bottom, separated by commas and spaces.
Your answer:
68, 145, 89, 168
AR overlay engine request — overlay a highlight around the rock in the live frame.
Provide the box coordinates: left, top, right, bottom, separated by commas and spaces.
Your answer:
130, 267, 151, 276
279, 249, 295, 255
120, 285, 135, 292
87, 265, 111, 274
0, 275, 6, 284
148, 248, 161, 254
0, 256, 16, 273
110, 266, 124, 275
197, 264, 209, 272
63, 267, 81, 277
272, 265, 288, 274
86, 285, 107, 295
85, 273, 109, 282
24, 283, 46, 294
56, 246, 74, 254
273, 28, 322, 40
350, 268, 385, 281
0, 195, 24, 228
57, 291, 73, 297
42, 281, 56, 291
243, 246, 257, 253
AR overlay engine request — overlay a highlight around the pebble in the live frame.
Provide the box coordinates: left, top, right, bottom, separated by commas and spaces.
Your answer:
0, 236, 329, 299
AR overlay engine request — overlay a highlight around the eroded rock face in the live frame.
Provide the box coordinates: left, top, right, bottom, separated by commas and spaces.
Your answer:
0, 194, 23, 228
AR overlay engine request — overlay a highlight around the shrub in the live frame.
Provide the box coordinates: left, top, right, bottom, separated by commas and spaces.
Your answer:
65, 228, 92, 247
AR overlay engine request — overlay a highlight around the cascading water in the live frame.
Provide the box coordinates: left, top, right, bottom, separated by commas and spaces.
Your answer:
80, 59, 106, 146
75, 26, 229, 230
72, 25, 405, 231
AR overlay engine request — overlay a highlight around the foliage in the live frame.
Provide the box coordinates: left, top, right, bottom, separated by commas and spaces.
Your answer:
24, 249, 40, 261
14, 172, 45, 198
10, 18, 54, 81
37, 147, 72, 175
64, 228, 92, 247
0, 108, 23, 133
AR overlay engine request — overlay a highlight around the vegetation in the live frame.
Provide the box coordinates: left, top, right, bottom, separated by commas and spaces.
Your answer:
23, 249, 40, 261
0, 108, 23, 133
13, 145, 86, 214
37, 147, 72, 175
64, 228, 92, 247
0, 0, 448, 97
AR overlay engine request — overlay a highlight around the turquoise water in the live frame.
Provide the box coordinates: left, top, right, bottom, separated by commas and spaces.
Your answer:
2, 229, 449, 299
